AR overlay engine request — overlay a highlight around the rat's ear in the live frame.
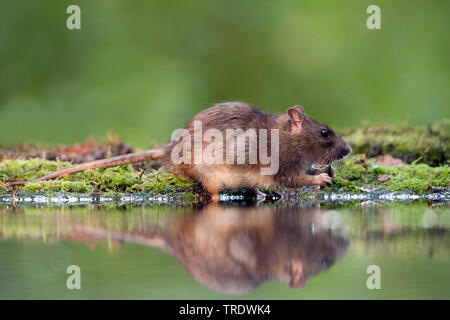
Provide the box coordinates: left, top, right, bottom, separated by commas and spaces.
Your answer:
288, 261, 305, 289
287, 105, 305, 133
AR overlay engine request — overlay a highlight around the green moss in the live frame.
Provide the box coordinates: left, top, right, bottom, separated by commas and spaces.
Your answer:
0, 158, 200, 195
341, 119, 449, 166
127, 172, 199, 194
0, 158, 70, 181
22, 181, 92, 193
1, 153, 448, 197
329, 154, 449, 193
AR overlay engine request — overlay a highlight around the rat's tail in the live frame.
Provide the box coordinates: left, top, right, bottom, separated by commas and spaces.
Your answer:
6, 148, 166, 187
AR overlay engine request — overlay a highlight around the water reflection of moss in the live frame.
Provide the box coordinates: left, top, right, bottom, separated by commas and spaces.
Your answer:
0, 204, 448, 260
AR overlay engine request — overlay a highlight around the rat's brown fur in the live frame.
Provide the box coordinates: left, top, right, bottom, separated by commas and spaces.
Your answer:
163, 102, 350, 196
6, 102, 351, 198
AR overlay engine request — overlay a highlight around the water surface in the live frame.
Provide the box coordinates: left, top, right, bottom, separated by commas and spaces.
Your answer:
0, 200, 448, 299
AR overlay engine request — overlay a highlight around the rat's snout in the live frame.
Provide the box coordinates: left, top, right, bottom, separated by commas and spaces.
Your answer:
337, 145, 351, 159
342, 146, 351, 157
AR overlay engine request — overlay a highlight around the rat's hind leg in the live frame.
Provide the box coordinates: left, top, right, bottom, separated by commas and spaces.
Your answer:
210, 194, 221, 202
201, 178, 224, 202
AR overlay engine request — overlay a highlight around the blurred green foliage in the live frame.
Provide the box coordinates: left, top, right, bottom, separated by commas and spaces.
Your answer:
0, 0, 449, 148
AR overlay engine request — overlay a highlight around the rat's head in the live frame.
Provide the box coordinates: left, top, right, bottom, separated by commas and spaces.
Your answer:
278, 229, 349, 290
286, 105, 351, 166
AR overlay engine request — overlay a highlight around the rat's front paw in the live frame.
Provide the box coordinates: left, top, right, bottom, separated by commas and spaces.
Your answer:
314, 173, 332, 186
325, 165, 335, 178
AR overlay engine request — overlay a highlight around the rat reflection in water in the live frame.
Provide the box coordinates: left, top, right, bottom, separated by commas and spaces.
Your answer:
66, 206, 349, 294
0, 205, 349, 294
163, 206, 349, 294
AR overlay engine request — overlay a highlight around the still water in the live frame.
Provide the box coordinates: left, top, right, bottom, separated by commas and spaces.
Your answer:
0, 200, 449, 299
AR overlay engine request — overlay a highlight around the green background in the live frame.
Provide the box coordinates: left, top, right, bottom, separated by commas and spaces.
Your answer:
0, 0, 449, 148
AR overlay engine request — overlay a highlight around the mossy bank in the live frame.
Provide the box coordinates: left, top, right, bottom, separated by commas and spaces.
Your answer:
0, 155, 448, 197
0, 158, 200, 197
328, 154, 448, 193
0, 120, 448, 198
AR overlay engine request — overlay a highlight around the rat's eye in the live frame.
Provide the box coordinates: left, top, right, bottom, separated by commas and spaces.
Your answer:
321, 129, 329, 138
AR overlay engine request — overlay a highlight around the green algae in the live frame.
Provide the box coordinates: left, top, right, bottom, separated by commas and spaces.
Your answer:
341, 119, 449, 166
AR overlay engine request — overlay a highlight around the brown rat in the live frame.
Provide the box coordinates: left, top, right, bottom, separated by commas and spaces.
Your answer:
6, 101, 351, 200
